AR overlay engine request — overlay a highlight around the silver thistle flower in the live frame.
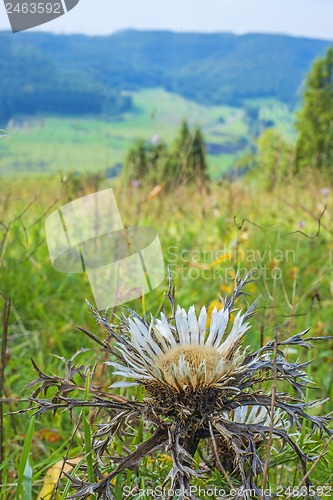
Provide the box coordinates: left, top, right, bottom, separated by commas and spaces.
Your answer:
26, 273, 332, 500
108, 301, 250, 392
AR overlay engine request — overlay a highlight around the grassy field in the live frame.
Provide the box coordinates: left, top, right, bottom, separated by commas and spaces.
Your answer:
0, 89, 295, 180
0, 163, 332, 498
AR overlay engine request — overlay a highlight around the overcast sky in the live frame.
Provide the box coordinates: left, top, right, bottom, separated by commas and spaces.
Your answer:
0, 0, 333, 40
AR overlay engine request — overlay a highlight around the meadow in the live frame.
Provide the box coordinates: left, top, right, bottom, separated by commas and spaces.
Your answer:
0, 89, 294, 180
0, 153, 332, 498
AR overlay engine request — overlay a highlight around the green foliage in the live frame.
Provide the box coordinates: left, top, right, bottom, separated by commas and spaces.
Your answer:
257, 128, 295, 188
17, 416, 35, 499
123, 138, 168, 185
296, 47, 333, 170
170, 122, 208, 182
123, 120, 207, 186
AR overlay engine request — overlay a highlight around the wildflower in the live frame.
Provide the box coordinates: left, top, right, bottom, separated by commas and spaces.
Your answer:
320, 187, 330, 197
108, 296, 249, 396
151, 134, 161, 146
288, 266, 298, 280
27, 273, 332, 500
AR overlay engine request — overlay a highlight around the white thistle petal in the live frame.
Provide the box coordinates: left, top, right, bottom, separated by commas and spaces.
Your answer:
206, 307, 228, 346
109, 381, 139, 388
128, 329, 154, 363
217, 310, 250, 355
205, 307, 218, 346
254, 405, 269, 424
175, 306, 190, 344
151, 324, 169, 352
107, 360, 148, 377
198, 306, 207, 344
133, 318, 163, 357
112, 369, 142, 378
233, 406, 247, 423
212, 309, 229, 347
156, 313, 177, 346
115, 345, 148, 371
188, 305, 199, 344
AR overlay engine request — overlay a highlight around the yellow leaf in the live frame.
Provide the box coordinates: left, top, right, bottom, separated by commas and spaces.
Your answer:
147, 184, 163, 200
38, 428, 62, 444
37, 457, 82, 500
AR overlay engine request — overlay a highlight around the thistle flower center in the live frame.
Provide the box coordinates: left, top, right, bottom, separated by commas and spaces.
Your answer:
157, 344, 220, 370
155, 344, 224, 388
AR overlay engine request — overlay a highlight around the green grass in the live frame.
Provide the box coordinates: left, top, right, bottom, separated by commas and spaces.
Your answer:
0, 89, 294, 179
0, 166, 332, 498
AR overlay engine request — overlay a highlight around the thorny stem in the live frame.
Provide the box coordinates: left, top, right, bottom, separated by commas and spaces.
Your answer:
261, 332, 278, 499
52, 409, 84, 500
76, 427, 167, 491
208, 421, 234, 490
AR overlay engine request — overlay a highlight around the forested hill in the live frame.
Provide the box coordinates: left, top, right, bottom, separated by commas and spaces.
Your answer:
0, 29, 331, 123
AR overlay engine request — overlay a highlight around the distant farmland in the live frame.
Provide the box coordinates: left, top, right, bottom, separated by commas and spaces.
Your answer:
0, 88, 295, 179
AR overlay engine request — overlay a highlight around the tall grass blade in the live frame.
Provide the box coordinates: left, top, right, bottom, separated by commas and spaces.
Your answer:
17, 416, 35, 499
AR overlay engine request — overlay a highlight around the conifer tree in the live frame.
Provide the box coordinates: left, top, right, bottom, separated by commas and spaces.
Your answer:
191, 126, 207, 180
122, 121, 208, 186
296, 47, 333, 170
123, 139, 147, 183
172, 120, 207, 182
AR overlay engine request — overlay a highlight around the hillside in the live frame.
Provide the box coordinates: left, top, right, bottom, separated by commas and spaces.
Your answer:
0, 29, 331, 124
0, 88, 295, 178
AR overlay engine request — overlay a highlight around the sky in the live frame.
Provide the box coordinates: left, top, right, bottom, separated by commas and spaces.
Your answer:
0, 0, 333, 40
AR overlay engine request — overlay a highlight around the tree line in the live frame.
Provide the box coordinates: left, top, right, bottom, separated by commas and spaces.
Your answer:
0, 36, 132, 125
122, 121, 207, 187
123, 46, 333, 189
252, 46, 333, 184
